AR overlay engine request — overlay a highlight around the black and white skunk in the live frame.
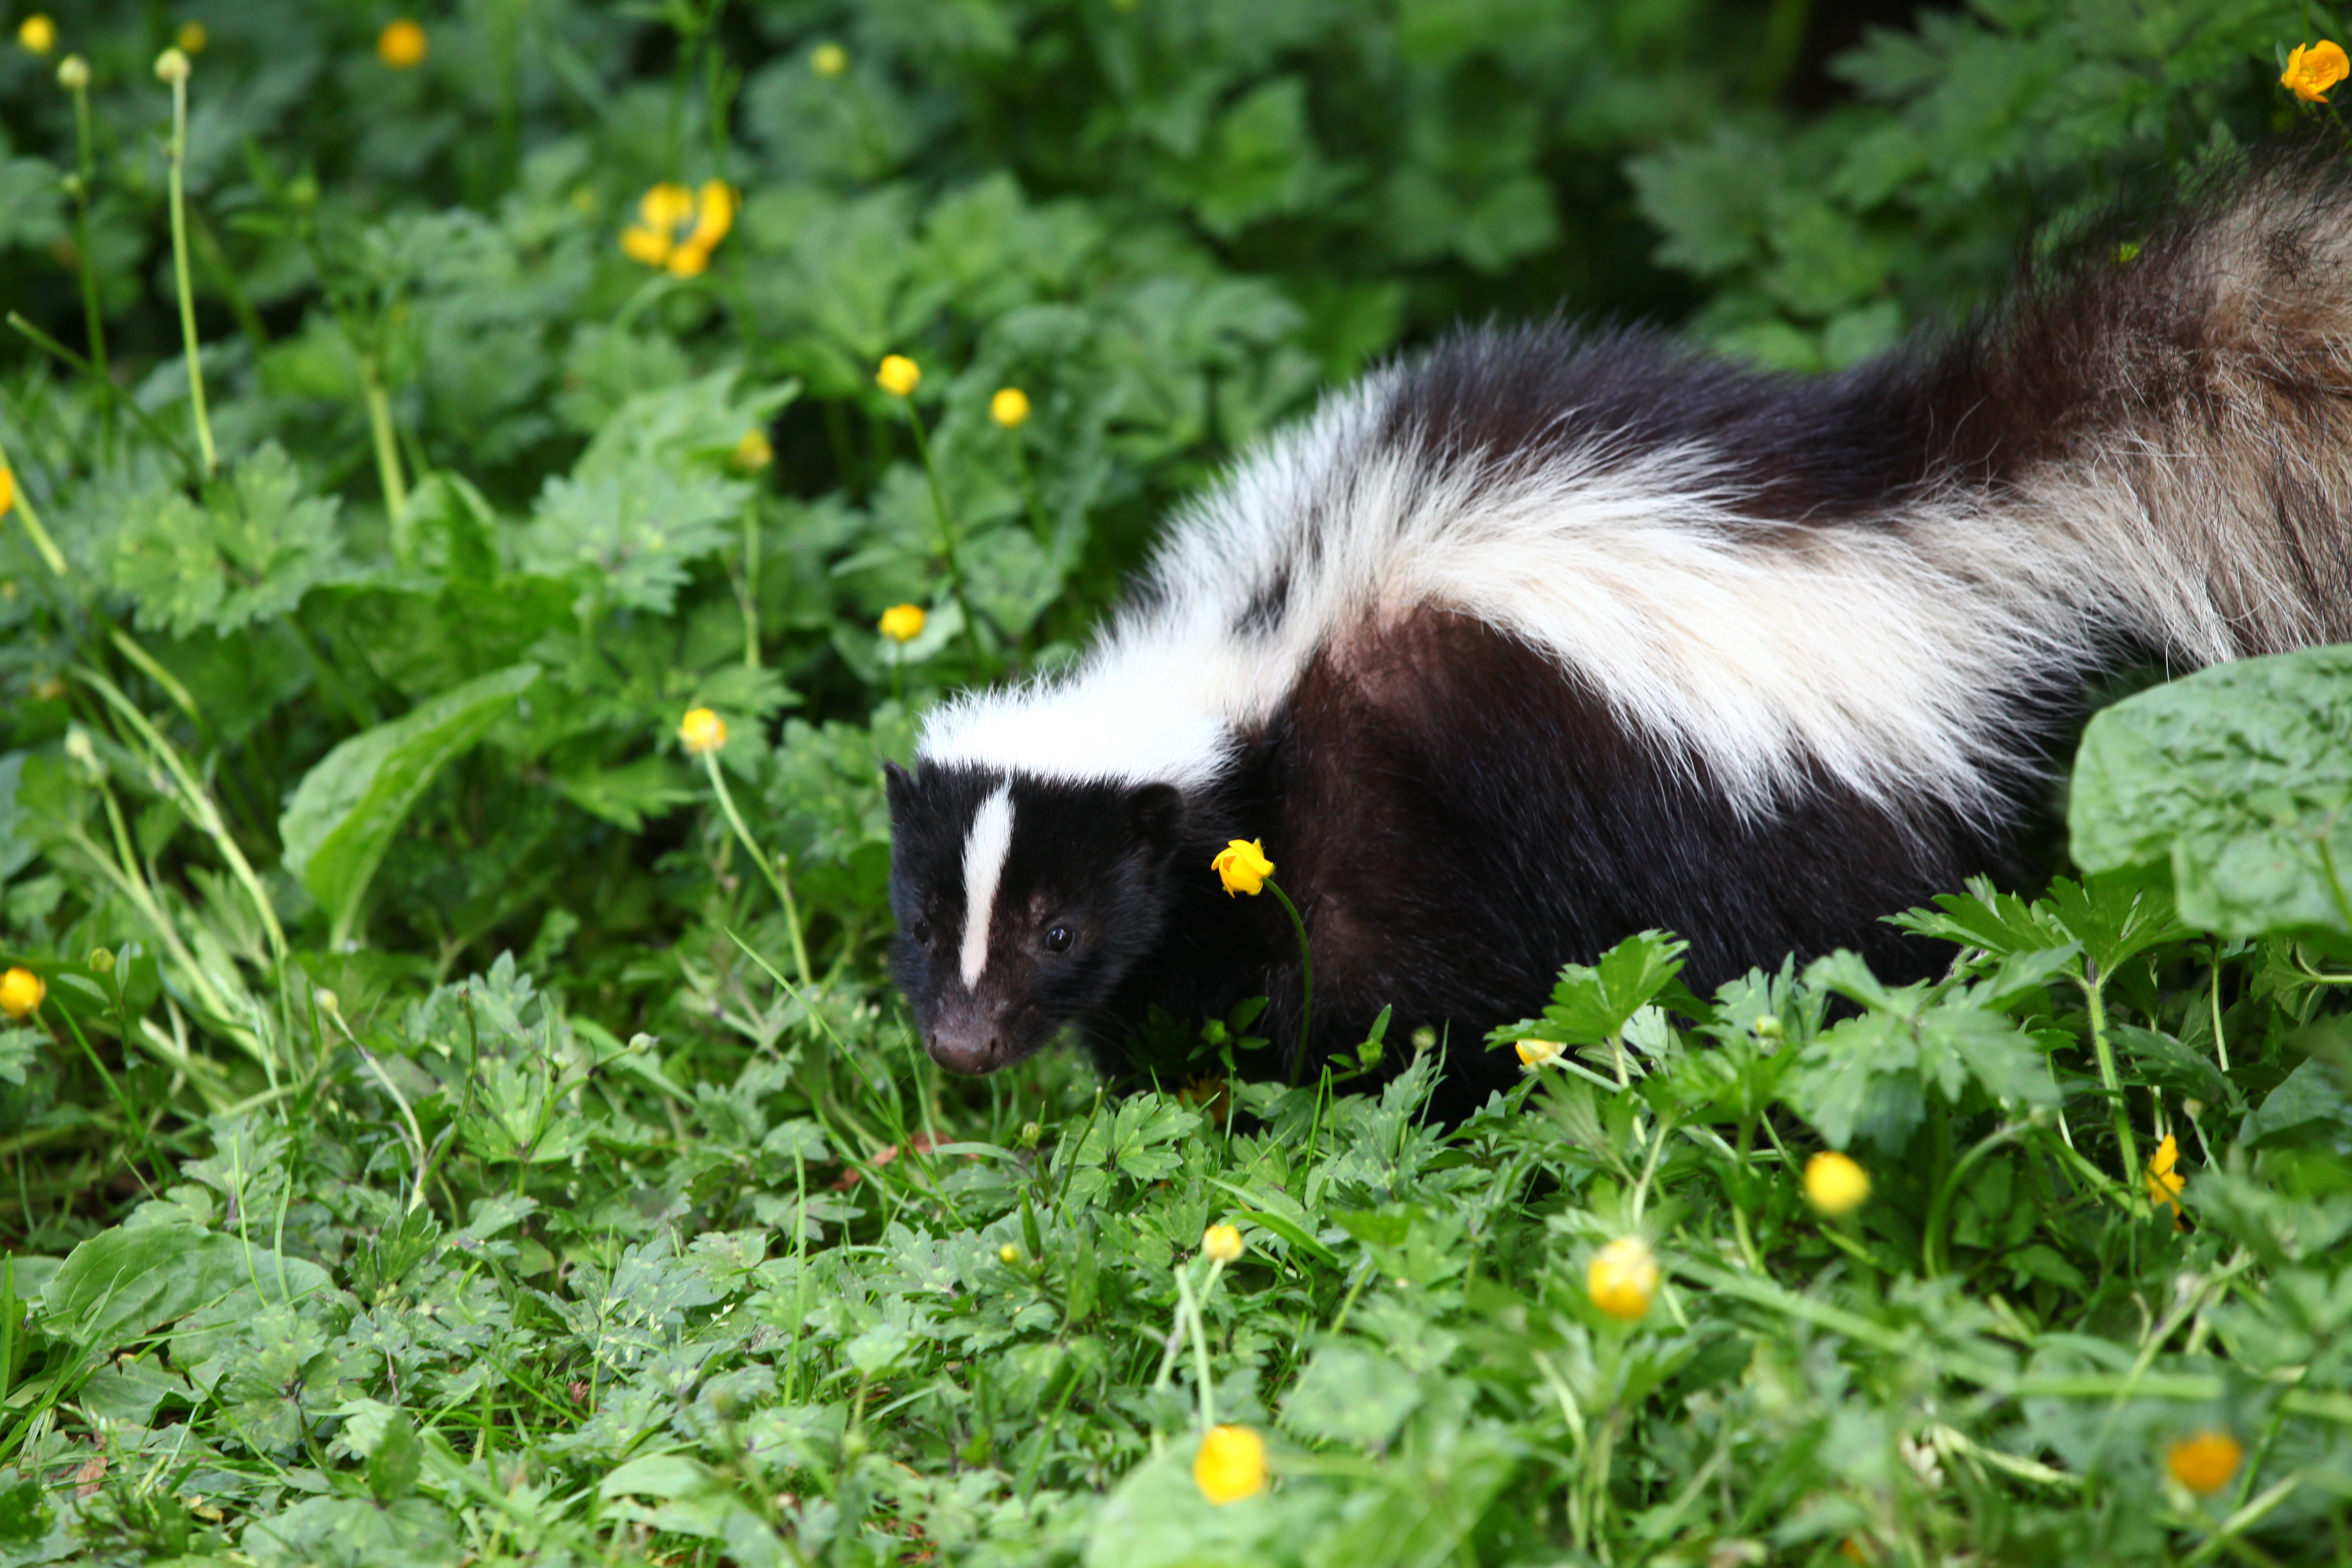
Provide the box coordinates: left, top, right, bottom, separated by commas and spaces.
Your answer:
883, 151, 2352, 1113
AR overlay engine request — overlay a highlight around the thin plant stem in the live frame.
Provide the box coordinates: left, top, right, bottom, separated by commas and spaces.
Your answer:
65, 80, 110, 451
701, 750, 812, 989
8, 312, 198, 472
1266, 879, 1313, 1083
364, 356, 409, 558
164, 66, 217, 476
2080, 961, 2140, 1195
739, 500, 761, 670
0, 428, 67, 577
903, 409, 989, 668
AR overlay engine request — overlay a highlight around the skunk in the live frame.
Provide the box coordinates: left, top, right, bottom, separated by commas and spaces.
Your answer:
884, 150, 2352, 1114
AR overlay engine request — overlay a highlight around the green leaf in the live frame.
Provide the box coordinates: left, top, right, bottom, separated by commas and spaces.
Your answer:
278, 663, 540, 944
366, 1411, 422, 1502
102, 446, 348, 637
41, 1224, 327, 1352
1282, 1345, 1422, 1451
2071, 647, 2352, 940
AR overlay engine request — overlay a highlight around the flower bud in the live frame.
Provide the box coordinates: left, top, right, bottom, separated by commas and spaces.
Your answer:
1586, 1235, 1658, 1322
1804, 1150, 1871, 1217
875, 355, 921, 398
811, 42, 848, 78
1192, 1424, 1265, 1504
155, 46, 191, 83
998, 1242, 1022, 1266
1201, 1223, 1243, 1263
878, 603, 926, 643
1514, 1037, 1563, 1071
315, 988, 340, 1015
2166, 1429, 2241, 1495
57, 53, 88, 90
0, 967, 45, 1019
86, 947, 114, 975
990, 387, 1031, 428
678, 707, 727, 757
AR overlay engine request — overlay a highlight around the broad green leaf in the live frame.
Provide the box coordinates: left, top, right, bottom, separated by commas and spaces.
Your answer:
278, 663, 539, 944
41, 1225, 326, 1352
2072, 647, 2352, 941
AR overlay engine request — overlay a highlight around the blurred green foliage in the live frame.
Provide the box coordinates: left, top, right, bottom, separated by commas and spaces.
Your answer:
0, 0, 2349, 1563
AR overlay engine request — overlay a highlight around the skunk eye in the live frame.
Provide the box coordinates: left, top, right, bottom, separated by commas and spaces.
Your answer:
1042, 925, 1073, 954
908, 914, 934, 943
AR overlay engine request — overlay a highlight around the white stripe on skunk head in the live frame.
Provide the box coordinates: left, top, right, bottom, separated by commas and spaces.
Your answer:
885, 762, 1184, 1075
957, 784, 1013, 988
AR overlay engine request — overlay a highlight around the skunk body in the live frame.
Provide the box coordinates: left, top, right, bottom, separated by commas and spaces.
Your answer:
884, 152, 2352, 1114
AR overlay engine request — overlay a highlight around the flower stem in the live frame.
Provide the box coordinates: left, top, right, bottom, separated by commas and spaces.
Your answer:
903, 409, 989, 668
0, 430, 67, 578
66, 82, 109, 450
739, 499, 761, 670
1266, 878, 1313, 1083
364, 356, 409, 558
2081, 961, 2139, 1193
701, 749, 812, 989
164, 70, 217, 477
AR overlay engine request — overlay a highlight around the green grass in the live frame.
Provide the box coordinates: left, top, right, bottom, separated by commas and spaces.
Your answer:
2, 2, 2351, 1564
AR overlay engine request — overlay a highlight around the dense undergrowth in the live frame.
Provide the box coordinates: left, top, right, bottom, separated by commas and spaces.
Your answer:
2, 1, 2351, 1563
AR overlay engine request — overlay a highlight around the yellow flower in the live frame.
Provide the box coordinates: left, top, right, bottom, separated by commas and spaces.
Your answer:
678, 707, 727, 757
0, 467, 13, 519
1514, 1037, 1564, 1071
1210, 839, 1273, 897
378, 18, 428, 69
2282, 40, 2350, 103
1192, 1425, 1266, 1505
154, 45, 191, 83
1202, 1223, 1243, 1263
17, 15, 54, 55
998, 1242, 1022, 1265
176, 21, 206, 54
2166, 1429, 2242, 1495
2146, 1132, 2185, 1218
0, 967, 44, 1019
878, 603, 926, 642
733, 428, 774, 471
876, 354, 921, 398
1587, 1235, 1658, 1322
990, 387, 1032, 428
1804, 1150, 1871, 1217
811, 42, 848, 78
619, 181, 735, 276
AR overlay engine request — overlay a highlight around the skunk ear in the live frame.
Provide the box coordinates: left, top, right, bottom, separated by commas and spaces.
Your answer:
1128, 783, 1184, 861
882, 759, 916, 813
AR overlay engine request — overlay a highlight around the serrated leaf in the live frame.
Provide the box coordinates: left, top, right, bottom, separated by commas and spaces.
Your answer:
103, 446, 348, 637
279, 663, 540, 944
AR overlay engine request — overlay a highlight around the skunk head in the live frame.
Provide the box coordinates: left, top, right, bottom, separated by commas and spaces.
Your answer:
884, 762, 1185, 1074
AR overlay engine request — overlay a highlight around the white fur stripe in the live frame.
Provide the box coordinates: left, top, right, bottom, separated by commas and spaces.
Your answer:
958, 785, 1015, 988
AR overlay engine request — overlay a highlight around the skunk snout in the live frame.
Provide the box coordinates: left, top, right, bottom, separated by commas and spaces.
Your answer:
923, 1005, 1006, 1075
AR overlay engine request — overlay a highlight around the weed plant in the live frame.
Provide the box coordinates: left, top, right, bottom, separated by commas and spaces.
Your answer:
0, 3, 2349, 1565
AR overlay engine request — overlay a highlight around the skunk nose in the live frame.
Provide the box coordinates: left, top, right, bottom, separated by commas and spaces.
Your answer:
926, 1024, 999, 1075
